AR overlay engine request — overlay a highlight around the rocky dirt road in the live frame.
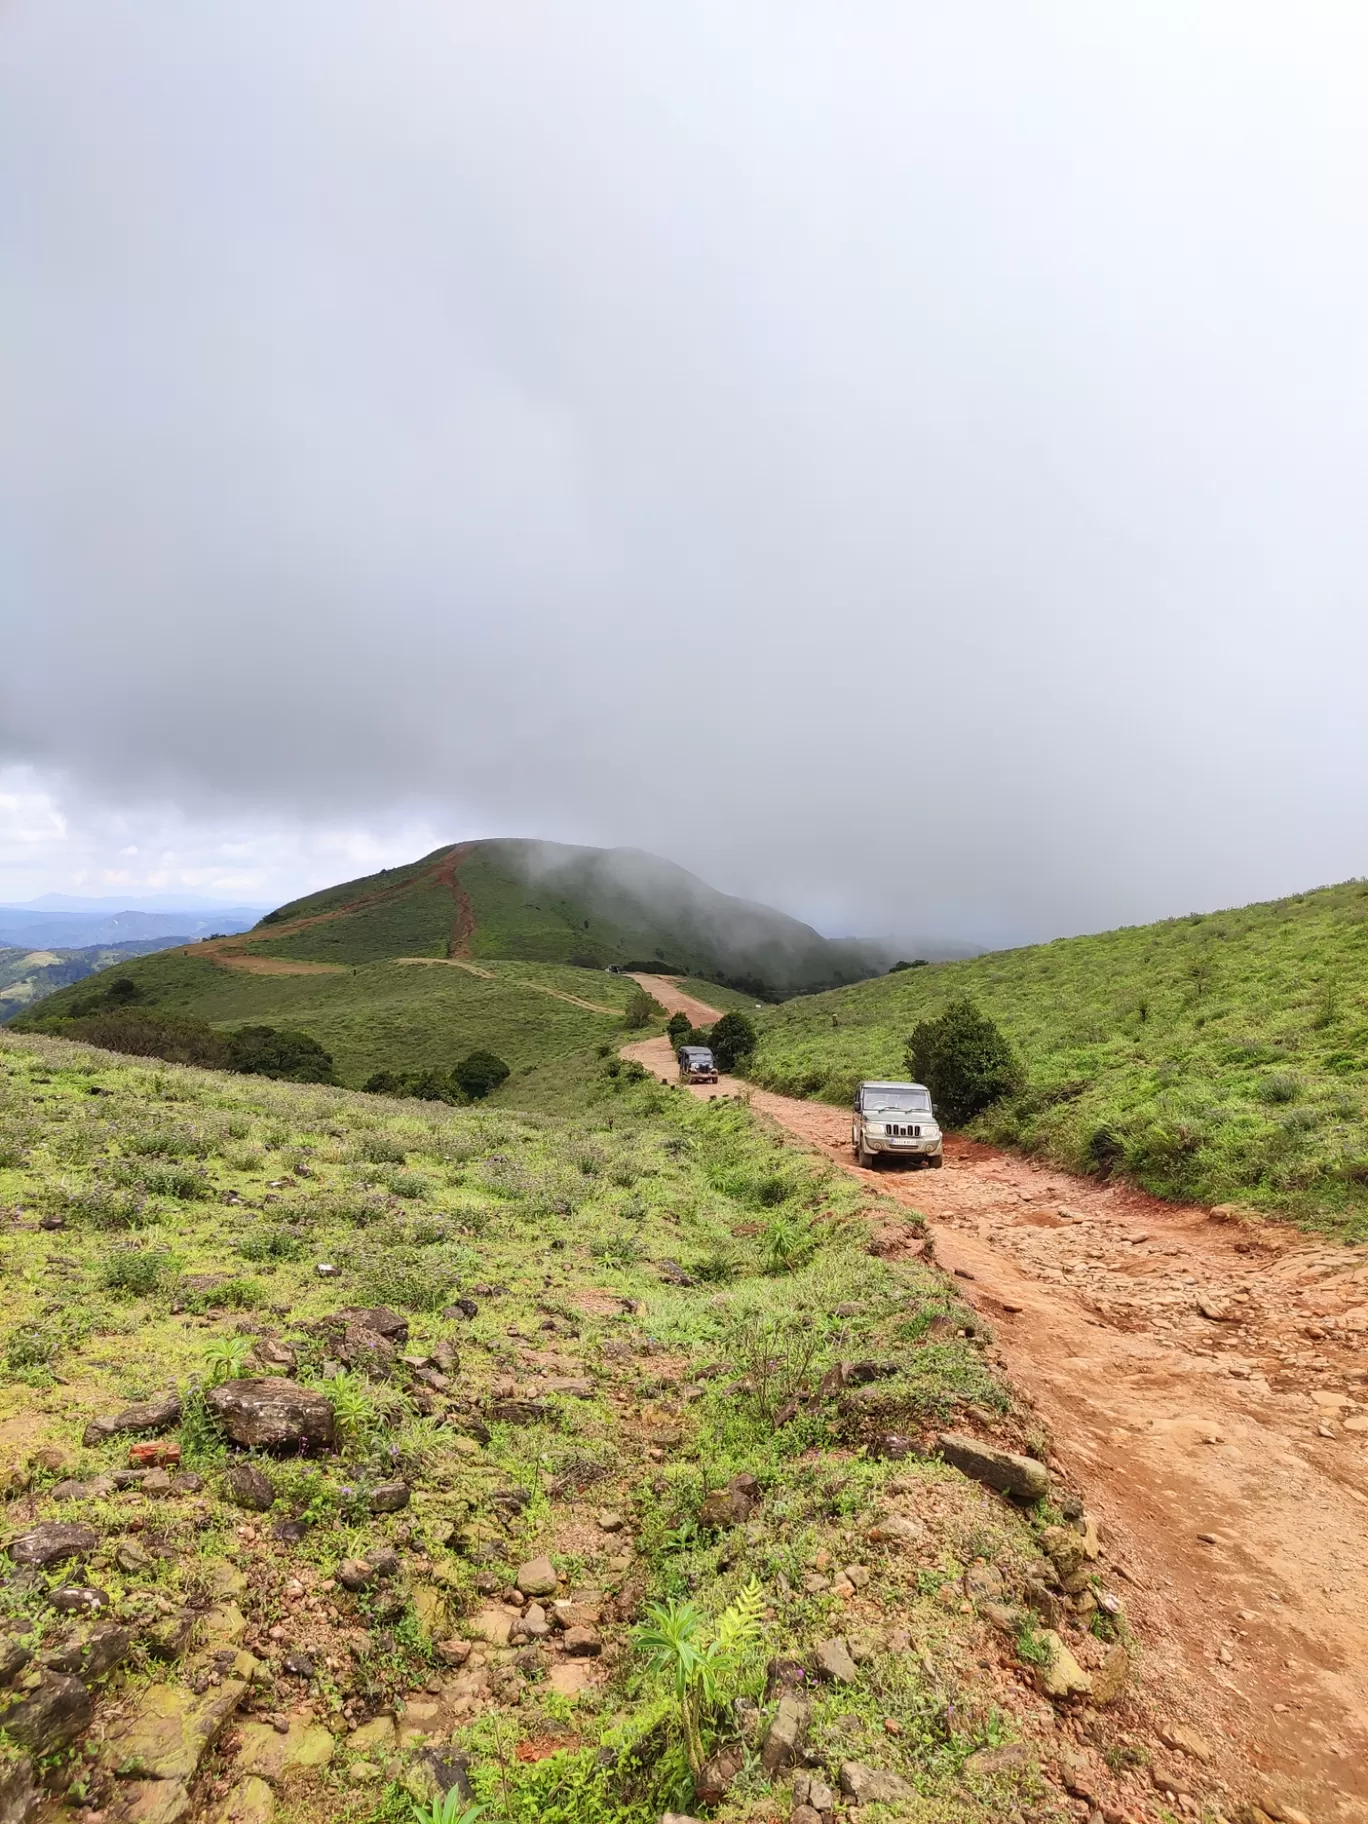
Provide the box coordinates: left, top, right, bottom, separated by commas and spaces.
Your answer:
625, 990, 1368, 1824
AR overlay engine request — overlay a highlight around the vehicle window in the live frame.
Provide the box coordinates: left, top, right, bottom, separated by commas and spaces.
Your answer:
861, 1087, 931, 1113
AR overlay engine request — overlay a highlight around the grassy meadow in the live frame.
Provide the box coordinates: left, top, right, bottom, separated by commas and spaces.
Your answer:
0, 1028, 1144, 1824
750, 878, 1368, 1239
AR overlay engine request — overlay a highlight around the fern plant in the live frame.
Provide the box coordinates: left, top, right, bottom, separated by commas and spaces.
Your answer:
203, 1333, 254, 1385
634, 1577, 765, 1785
406, 1792, 485, 1824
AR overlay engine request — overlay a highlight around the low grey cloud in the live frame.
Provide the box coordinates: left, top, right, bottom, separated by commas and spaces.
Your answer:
3, 2, 1367, 947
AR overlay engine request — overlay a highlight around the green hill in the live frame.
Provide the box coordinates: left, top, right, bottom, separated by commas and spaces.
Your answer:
19, 839, 883, 1088
0, 939, 184, 1019
749, 877, 1368, 1239
251, 838, 887, 995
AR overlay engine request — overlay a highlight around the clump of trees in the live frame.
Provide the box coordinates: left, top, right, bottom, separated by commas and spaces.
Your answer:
665, 1009, 760, 1073
906, 997, 1018, 1126
363, 1049, 511, 1104
23, 1001, 338, 1084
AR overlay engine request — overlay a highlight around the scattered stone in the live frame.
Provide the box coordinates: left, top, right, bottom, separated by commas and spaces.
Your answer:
340, 1324, 396, 1376
963, 1559, 1005, 1601
979, 1600, 1023, 1635
595, 1509, 625, 1532
130, 1440, 181, 1468
41, 1622, 131, 1681
937, 1433, 1049, 1501
141, 1469, 174, 1496
82, 1392, 182, 1448
1032, 1630, 1092, 1701
814, 1637, 859, 1683
760, 1691, 809, 1773
252, 1339, 296, 1373
839, 1761, 915, 1804
866, 1513, 925, 1547
224, 1462, 277, 1512
7, 1523, 98, 1568
515, 1556, 558, 1597
205, 1380, 336, 1450
282, 1651, 315, 1680
271, 1519, 308, 1545
1088, 1641, 1130, 1707
49, 1585, 110, 1615
0, 1631, 32, 1683
2, 1672, 94, 1754
369, 1481, 410, 1513
656, 1260, 696, 1286
488, 1399, 550, 1427
1039, 1526, 1087, 1580
205, 1777, 275, 1824
1159, 1722, 1214, 1763
562, 1625, 601, 1657
435, 1638, 472, 1667
100, 1681, 248, 1781
50, 1478, 89, 1501
315, 1264, 339, 1279
693, 1742, 745, 1806
963, 1742, 1032, 1779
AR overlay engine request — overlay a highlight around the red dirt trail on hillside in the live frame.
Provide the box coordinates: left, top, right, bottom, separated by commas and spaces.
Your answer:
626, 1003, 1368, 1824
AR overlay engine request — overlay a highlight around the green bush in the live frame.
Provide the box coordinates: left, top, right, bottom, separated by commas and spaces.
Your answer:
709, 1012, 758, 1072
453, 1050, 511, 1100
102, 1249, 173, 1297
666, 1011, 692, 1045
906, 997, 1020, 1127
223, 1025, 338, 1084
622, 988, 663, 1031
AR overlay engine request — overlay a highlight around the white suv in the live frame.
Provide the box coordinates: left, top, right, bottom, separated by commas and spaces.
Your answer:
851, 1080, 943, 1169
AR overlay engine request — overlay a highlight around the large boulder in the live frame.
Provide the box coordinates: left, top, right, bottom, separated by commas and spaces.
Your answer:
7, 1523, 99, 1568
83, 1392, 181, 1448
936, 1433, 1049, 1502
205, 1381, 335, 1451
0, 1755, 38, 1824
100, 1681, 247, 1782
1, 1673, 94, 1754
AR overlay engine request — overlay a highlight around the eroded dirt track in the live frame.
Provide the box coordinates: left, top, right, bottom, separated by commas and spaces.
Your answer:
625, 1019, 1368, 1823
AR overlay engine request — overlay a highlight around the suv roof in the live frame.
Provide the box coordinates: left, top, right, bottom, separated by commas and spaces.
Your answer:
680, 1046, 715, 1059
860, 1079, 929, 1091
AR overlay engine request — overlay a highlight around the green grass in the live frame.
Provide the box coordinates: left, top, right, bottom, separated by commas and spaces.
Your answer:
0, 1027, 1103, 1824
749, 876, 1368, 1239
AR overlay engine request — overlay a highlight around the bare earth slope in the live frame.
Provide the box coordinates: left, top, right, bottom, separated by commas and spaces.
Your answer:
627, 998, 1368, 1824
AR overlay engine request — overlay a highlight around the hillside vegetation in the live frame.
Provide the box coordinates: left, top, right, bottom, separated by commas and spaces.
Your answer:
0, 1029, 1146, 1823
750, 878, 1368, 1239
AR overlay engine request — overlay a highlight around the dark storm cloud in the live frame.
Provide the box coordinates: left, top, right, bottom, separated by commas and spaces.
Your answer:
3, 2, 1368, 946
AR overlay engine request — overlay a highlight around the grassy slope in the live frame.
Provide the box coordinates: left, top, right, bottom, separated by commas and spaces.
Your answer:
24, 947, 643, 1086
750, 877, 1368, 1238
0, 1029, 1143, 1824
0, 940, 182, 1019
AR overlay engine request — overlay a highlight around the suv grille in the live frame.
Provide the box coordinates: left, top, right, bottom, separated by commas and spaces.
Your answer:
888, 1124, 922, 1138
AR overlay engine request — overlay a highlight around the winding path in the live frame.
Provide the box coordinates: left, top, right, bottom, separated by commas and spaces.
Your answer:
625, 983, 1368, 1824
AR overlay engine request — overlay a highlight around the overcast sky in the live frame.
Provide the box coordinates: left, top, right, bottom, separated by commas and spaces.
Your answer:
3, 2, 1367, 946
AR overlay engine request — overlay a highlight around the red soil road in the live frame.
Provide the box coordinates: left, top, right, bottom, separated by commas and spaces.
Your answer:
624, 1013, 1368, 1824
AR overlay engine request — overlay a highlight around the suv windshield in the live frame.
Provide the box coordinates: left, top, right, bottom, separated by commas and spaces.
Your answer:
862, 1087, 931, 1113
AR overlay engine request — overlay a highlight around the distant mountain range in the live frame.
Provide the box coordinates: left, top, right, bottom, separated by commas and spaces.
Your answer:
0, 901, 267, 950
